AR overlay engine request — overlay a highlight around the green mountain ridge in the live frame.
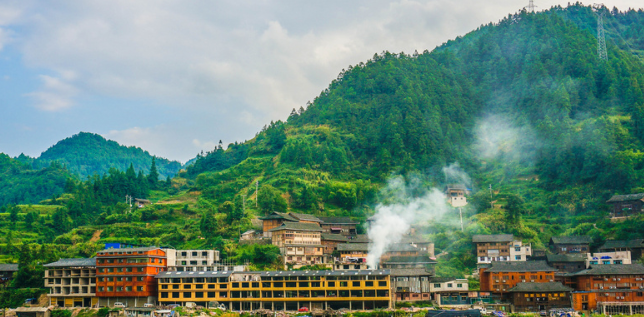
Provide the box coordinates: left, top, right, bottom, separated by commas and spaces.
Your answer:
2, 4, 644, 280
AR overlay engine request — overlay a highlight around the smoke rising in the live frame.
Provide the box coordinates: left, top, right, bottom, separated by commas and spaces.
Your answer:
366, 170, 465, 268
473, 114, 536, 162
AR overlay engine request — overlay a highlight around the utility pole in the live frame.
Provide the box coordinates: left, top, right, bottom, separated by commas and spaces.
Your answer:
242, 195, 246, 213
489, 184, 494, 210
525, 0, 536, 13
594, 3, 608, 61
459, 207, 464, 231
255, 181, 259, 208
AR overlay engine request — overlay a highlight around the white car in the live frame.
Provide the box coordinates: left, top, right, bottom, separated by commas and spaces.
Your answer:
144, 304, 155, 308
113, 302, 126, 308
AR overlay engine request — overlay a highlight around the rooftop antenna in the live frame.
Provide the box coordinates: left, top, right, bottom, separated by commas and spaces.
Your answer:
525, 0, 537, 13
594, 3, 608, 61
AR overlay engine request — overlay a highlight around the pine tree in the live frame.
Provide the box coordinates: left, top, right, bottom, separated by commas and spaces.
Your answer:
147, 157, 159, 190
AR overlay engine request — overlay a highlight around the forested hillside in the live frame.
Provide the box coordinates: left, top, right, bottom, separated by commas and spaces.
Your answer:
0, 154, 71, 205
32, 132, 182, 180
2, 4, 644, 278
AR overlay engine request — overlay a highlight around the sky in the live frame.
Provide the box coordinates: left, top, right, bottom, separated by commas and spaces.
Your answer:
0, 0, 642, 163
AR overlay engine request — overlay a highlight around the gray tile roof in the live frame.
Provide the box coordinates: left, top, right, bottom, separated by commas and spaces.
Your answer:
507, 282, 573, 293
289, 212, 322, 223
0, 264, 18, 271
318, 217, 358, 225
337, 243, 369, 252
267, 222, 323, 232
546, 253, 587, 263
259, 212, 298, 222
472, 234, 514, 243
156, 271, 233, 278
606, 193, 644, 203
321, 233, 348, 242
259, 269, 389, 277
486, 261, 557, 273
599, 239, 644, 250
348, 235, 369, 243
550, 236, 592, 245
389, 268, 432, 276
44, 258, 96, 267
430, 277, 465, 283
387, 243, 420, 252
574, 264, 644, 276
382, 256, 436, 264
98, 246, 163, 254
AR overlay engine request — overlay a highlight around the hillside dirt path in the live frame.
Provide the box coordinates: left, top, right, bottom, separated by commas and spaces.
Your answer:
90, 230, 103, 242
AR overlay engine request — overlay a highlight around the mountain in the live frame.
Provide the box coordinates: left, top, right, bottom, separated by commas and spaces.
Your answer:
2, 5, 644, 276
33, 132, 182, 180
0, 154, 71, 206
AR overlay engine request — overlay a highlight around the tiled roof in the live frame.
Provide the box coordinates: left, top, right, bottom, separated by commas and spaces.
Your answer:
485, 261, 557, 273
606, 193, 644, 203
383, 256, 436, 264
348, 235, 369, 243
337, 243, 369, 252
599, 239, 644, 250
550, 236, 592, 245
0, 264, 18, 271
289, 212, 322, 223
389, 268, 432, 276
430, 277, 466, 283
98, 246, 162, 254
260, 269, 389, 277
507, 282, 573, 293
321, 233, 348, 242
472, 234, 514, 243
156, 271, 233, 278
387, 243, 419, 252
267, 222, 322, 232
318, 217, 358, 225
258, 212, 298, 222
44, 258, 96, 267
574, 264, 644, 276
546, 253, 587, 263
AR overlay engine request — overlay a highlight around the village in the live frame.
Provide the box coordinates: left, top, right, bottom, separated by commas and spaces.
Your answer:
3, 189, 644, 317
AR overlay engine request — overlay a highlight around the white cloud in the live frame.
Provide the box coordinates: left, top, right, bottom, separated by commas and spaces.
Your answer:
26, 74, 78, 111
3, 0, 644, 160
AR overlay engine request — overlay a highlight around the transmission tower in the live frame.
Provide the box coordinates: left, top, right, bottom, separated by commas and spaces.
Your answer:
594, 3, 608, 61
525, 0, 536, 13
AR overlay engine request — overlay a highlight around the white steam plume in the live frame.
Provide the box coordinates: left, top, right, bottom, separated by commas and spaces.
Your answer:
442, 162, 471, 187
366, 175, 453, 269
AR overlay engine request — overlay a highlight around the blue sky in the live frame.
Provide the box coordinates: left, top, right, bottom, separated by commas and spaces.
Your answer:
1, 0, 642, 163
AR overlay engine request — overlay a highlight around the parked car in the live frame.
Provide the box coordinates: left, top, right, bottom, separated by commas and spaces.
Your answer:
143, 303, 155, 308
185, 302, 197, 308
113, 302, 126, 308
298, 307, 309, 312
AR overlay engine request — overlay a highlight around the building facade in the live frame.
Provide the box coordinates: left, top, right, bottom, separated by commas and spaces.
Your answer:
599, 239, 644, 261
546, 254, 587, 273
506, 282, 573, 312
166, 249, 220, 272
96, 247, 167, 307
44, 258, 97, 308
431, 277, 469, 306
479, 261, 558, 293
0, 263, 18, 287
389, 268, 432, 303
156, 270, 391, 311
473, 234, 514, 264
569, 264, 644, 312
586, 251, 632, 267
606, 193, 644, 218
269, 222, 325, 268
318, 217, 358, 237
549, 236, 592, 255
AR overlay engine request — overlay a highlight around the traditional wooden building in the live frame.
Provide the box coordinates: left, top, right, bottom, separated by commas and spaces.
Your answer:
390, 268, 433, 302
380, 256, 437, 270
318, 217, 358, 237
259, 212, 298, 238
473, 234, 514, 264
445, 184, 469, 207
549, 236, 592, 255
599, 239, 644, 260
479, 261, 557, 293
44, 258, 97, 307
269, 222, 325, 268
606, 193, 644, 218
156, 270, 391, 311
0, 263, 18, 286
506, 282, 573, 312
96, 247, 168, 307
569, 264, 644, 312
546, 253, 587, 273
321, 233, 348, 255
430, 277, 470, 306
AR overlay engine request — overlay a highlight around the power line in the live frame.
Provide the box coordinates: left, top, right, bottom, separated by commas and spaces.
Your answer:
525, 0, 537, 13
594, 3, 608, 61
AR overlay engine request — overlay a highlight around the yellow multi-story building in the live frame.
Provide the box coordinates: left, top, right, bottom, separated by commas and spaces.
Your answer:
156, 270, 392, 311
44, 258, 98, 307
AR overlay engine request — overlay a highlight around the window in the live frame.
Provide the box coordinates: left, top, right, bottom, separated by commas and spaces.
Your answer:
126, 286, 132, 291
378, 281, 387, 287
365, 281, 373, 287
138, 277, 144, 281
328, 282, 335, 287
434, 283, 441, 288
447, 284, 453, 288
515, 255, 522, 260
172, 292, 180, 298
161, 292, 168, 298
457, 284, 463, 288
138, 267, 144, 272
138, 286, 144, 292
98, 287, 104, 292
107, 287, 113, 292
